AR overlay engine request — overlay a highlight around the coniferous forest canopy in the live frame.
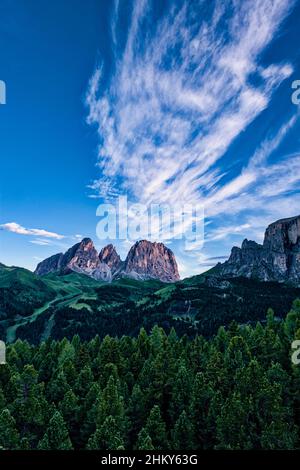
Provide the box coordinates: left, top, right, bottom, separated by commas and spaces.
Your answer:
0, 302, 300, 450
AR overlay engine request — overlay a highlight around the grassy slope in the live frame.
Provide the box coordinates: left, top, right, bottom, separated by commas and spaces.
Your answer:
0, 264, 56, 319
2, 261, 300, 343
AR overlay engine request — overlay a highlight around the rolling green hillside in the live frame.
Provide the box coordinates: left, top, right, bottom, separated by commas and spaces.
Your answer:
0, 264, 55, 319
1, 262, 300, 344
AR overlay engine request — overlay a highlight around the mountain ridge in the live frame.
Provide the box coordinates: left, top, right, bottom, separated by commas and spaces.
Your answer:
218, 215, 300, 285
35, 239, 180, 283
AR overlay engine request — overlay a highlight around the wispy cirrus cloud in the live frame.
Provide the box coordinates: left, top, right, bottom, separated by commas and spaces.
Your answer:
205, 114, 299, 217
0, 222, 65, 240
87, 0, 294, 200
30, 238, 53, 246
86, 0, 299, 274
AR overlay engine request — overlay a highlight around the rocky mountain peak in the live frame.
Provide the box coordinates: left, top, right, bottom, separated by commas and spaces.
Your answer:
263, 216, 300, 252
99, 244, 122, 274
218, 215, 300, 285
79, 237, 94, 248
124, 240, 180, 282
59, 238, 100, 275
35, 252, 64, 276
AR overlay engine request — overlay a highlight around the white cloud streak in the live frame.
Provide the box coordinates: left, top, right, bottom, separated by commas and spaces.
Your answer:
0, 222, 65, 240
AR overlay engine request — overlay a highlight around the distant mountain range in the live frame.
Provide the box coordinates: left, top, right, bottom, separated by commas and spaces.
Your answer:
1, 215, 300, 344
34, 215, 300, 286
35, 239, 180, 283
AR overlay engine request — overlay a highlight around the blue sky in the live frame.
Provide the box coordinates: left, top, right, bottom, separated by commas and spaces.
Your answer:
1, 0, 300, 278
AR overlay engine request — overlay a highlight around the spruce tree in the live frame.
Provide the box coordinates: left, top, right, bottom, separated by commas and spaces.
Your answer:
260, 420, 298, 449
145, 405, 168, 450
135, 428, 154, 450
0, 409, 20, 450
74, 365, 94, 396
0, 385, 6, 409
172, 411, 193, 450
59, 389, 79, 445
127, 384, 147, 444
216, 392, 252, 449
87, 416, 124, 450
189, 372, 214, 449
96, 374, 127, 436
38, 411, 73, 450
169, 361, 192, 422
46, 370, 70, 403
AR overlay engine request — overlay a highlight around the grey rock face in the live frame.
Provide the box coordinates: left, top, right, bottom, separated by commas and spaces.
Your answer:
35, 253, 63, 276
34, 238, 110, 281
218, 215, 300, 284
99, 244, 123, 275
61, 238, 101, 275
35, 239, 180, 283
123, 240, 180, 282
90, 264, 112, 282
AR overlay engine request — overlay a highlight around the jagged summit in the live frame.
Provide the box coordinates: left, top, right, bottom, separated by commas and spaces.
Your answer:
99, 244, 122, 275
218, 215, 300, 284
124, 240, 180, 282
35, 239, 180, 283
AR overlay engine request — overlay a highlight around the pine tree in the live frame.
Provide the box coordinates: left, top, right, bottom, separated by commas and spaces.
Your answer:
75, 344, 91, 371
172, 411, 193, 450
96, 374, 127, 437
59, 389, 79, 445
0, 409, 20, 450
87, 416, 124, 450
139, 352, 166, 408
225, 336, 251, 376
284, 299, 300, 340
135, 427, 154, 450
189, 372, 214, 449
38, 352, 56, 383
0, 307, 299, 451
260, 420, 298, 449
0, 385, 6, 409
46, 370, 70, 403
14, 339, 32, 365
205, 347, 227, 391
80, 383, 102, 446
145, 405, 168, 450
169, 361, 192, 422
58, 340, 75, 367
20, 437, 30, 450
62, 359, 77, 387
59, 389, 79, 423
291, 328, 300, 428
100, 362, 119, 389
98, 336, 123, 375
137, 328, 150, 359
37, 433, 51, 450
216, 392, 252, 449
38, 411, 73, 450
74, 364, 94, 396
127, 384, 147, 444
150, 325, 166, 355
12, 364, 45, 434
214, 326, 228, 353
